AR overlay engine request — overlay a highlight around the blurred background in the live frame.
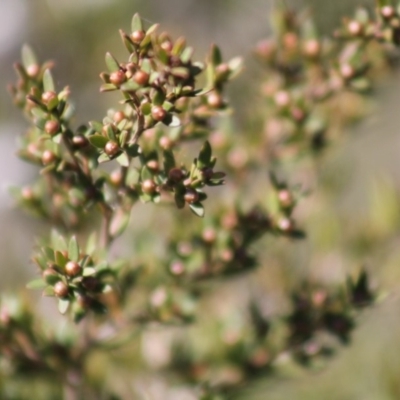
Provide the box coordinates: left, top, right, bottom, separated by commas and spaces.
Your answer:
2, 0, 400, 399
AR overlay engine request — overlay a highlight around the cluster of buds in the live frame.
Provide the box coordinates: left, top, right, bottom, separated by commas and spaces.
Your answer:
28, 234, 118, 322
287, 270, 374, 364
256, 5, 400, 161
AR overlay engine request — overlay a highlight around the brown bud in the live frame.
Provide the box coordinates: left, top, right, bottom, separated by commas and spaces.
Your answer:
381, 6, 395, 19
44, 120, 60, 136
21, 186, 35, 200
151, 106, 167, 121
41, 91, 57, 105
42, 150, 56, 165
113, 111, 126, 123
274, 90, 290, 107
134, 70, 150, 85
141, 179, 157, 194
184, 188, 199, 204
65, 261, 82, 277
109, 70, 126, 86
168, 167, 185, 183
207, 92, 223, 108
72, 135, 89, 148
54, 281, 69, 298
283, 32, 298, 50
104, 141, 120, 157
278, 190, 293, 208
26, 64, 40, 78
146, 160, 159, 171
202, 227, 216, 243
340, 63, 354, 80
159, 136, 173, 150
303, 39, 321, 58
110, 170, 123, 186
131, 30, 145, 44
347, 20, 363, 36
277, 217, 294, 233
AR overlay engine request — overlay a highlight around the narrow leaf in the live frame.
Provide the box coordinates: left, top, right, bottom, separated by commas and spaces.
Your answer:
58, 299, 70, 315
89, 134, 108, 149
26, 278, 46, 290
21, 44, 38, 69
43, 69, 55, 92
189, 202, 205, 217
105, 52, 120, 72
131, 13, 143, 32
68, 236, 80, 262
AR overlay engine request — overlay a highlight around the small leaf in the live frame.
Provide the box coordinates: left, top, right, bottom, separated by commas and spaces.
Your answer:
100, 83, 117, 92
43, 69, 55, 92
120, 81, 140, 91
68, 236, 80, 262
83, 267, 97, 277
58, 299, 70, 315
89, 121, 103, 133
105, 52, 120, 72
55, 250, 68, 269
89, 134, 108, 149
180, 47, 194, 64
141, 166, 153, 181
116, 152, 130, 167
210, 44, 222, 66
131, 13, 143, 33
21, 44, 38, 69
152, 88, 166, 106
198, 141, 212, 168
163, 150, 176, 172
26, 278, 46, 290
189, 202, 205, 217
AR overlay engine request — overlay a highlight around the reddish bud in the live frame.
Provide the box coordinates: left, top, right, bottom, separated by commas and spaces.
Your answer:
151, 106, 167, 121
104, 141, 120, 157
109, 70, 126, 86
347, 20, 363, 36
207, 92, 223, 108
184, 188, 199, 204
54, 281, 69, 298
141, 179, 157, 194
113, 111, 126, 123
168, 167, 185, 183
44, 120, 60, 136
41, 91, 57, 105
26, 64, 40, 78
42, 150, 56, 165
134, 70, 150, 85
65, 261, 82, 277
131, 30, 145, 44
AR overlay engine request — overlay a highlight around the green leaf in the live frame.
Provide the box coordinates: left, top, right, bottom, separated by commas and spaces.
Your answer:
120, 81, 140, 91
105, 52, 120, 72
51, 230, 68, 251
131, 13, 143, 32
89, 120, 105, 134
198, 141, 212, 168
163, 150, 176, 172
100, 83, 117, 92
189, 202, 205, 217
83, 267, 96, 277
141, 166, 153, 181
180, 47, 194, 64
21, 44, 38, 69
58, 299, 70, 315
116, 152, 130, 167
210, 44, 222, 66
26, 278, 46, 290
153, 88, 166, 106
126, 144, 140, 157
43, 69, 55, 92
68, 236, 80, 262
89, 134, 108, 149
55, 250, 68, 269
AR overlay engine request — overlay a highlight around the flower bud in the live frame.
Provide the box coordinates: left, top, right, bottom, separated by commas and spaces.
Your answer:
151, 106, 167, 121
42, 150, 56, 165
44, 120, 60, 136
104, 141, 120, 157
109, 70, 126, 86
134, 70, 150, 85
141, 179, 157, 194
184, 188, 199, 204
65, 261, 82, 277
54, 281, 69, 298
131, 30, 145, 44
